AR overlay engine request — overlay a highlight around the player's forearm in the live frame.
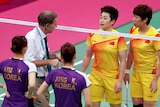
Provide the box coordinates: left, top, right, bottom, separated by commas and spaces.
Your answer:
38, 93, 50, 107
28, 72, 36, 92
26, 83, 36, 99
81, 57, 91, 73
154, 52, 160, 80
119, 61, 126, 81
27, 84, 36, 94
83, 88, 92, 107
154, 64, 160, 81
126, 49, 133, 70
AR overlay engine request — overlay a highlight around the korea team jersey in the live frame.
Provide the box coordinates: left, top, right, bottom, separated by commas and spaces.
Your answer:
45, 67, 91, 107
0, 58, 37, 107
130, 26, 160, 73
86, 29, 127, 77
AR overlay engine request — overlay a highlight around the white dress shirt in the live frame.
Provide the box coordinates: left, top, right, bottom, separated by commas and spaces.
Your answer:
24, 26, 48, 77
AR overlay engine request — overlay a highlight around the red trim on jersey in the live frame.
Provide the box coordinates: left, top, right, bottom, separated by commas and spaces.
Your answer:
152, 69, 156, 74
88, 33, 94, 37
145, 40, 150, 43
155, 33, 160, 37
130, 26, 137, 34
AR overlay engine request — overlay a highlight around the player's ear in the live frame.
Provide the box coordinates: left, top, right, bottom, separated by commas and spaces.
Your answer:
73, 54, 76, 60
143, 17, 148, 23
46, 23, 50, 27
111, 19, 116, 25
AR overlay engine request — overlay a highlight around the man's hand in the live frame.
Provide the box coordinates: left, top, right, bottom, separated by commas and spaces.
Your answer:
49, 59, 60, 68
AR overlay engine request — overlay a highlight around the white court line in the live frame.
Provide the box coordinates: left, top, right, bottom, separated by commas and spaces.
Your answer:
50, 104, 55, 107
0, 98, 4, 100
0, 93, 5, 98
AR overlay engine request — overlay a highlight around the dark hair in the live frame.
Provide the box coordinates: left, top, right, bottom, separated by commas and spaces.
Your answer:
60, 42, 76, 63
133, 4, 152, 25
101, 6, 119, 21
11, 36, 27, 53
38, 10, 57, 26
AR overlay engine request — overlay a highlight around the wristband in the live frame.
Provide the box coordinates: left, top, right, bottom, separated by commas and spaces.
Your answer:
125, 69, 130, 74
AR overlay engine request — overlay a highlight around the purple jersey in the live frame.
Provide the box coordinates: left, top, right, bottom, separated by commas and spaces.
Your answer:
0, 58, 36, 107
45, 67, 91, 107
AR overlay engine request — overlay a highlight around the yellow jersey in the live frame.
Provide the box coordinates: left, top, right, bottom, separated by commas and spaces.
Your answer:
86, 29, 127, 77
130, 26, 160, 73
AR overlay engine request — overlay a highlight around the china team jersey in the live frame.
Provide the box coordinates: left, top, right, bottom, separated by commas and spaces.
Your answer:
0, 58, 37, 107
86, 29, 127, 77
45, 67, 91, 107
130, 26, 160, 73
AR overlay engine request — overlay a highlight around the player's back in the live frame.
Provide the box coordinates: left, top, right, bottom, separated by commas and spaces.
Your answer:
46, 67, 89, 107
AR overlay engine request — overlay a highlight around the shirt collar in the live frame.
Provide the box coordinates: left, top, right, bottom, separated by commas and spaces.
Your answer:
37, 26, 47, 39
62, 66, 75, 70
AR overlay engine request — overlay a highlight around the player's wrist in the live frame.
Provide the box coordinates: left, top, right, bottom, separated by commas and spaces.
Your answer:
26, 91, 33, 99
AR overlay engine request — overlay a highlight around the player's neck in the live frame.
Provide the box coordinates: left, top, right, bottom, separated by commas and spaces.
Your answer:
138, 25, 150, 35
63, 63, 74, 69
13, 54, 24, 59
101, 28, 113, 37
102, 27, 113, 31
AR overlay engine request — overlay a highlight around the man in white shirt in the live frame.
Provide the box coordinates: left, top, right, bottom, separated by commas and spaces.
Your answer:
24, 10, 60, 107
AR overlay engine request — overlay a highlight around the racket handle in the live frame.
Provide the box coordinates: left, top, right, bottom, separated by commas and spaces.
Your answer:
126, 81, 129, 88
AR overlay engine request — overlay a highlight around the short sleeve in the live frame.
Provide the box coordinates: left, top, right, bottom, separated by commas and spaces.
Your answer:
45, 72, 54, 85
86, 33, 94, 47
118, 37, 127, 51
24, 61, 37, 73
154, 34, 160, 50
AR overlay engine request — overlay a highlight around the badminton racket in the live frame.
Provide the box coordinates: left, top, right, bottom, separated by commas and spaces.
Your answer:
124, 81, 129, 107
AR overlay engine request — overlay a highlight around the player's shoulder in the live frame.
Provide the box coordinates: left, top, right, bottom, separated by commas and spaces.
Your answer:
0, 59, 11, 65
149, 26, 159, 34
74, 70, 88, 79
23, 60, 36, 68
48, 68, 63, 75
